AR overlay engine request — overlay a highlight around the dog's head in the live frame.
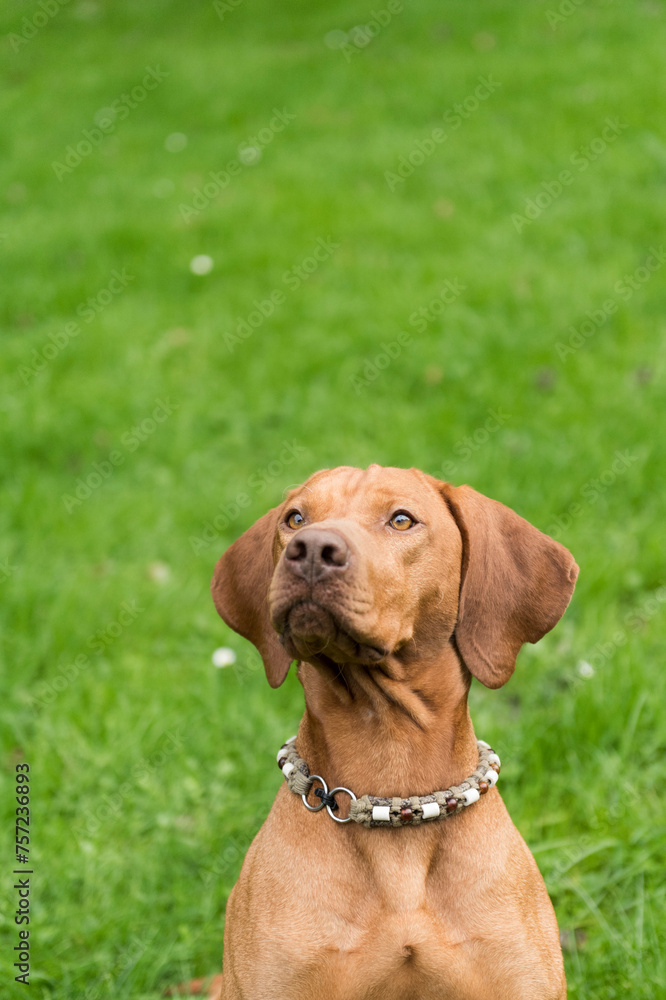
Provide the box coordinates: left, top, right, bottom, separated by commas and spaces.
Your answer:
211, 465, 578, 689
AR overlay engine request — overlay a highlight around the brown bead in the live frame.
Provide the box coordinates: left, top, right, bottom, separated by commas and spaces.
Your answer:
478, 781, 489, 795
490, 762, 500, 773
277, 757, 287, 769
446, 798, 458, 814
400, 806, 413, 823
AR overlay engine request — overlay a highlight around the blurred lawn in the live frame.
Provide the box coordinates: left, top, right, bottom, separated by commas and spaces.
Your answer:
1, 0, 665, 996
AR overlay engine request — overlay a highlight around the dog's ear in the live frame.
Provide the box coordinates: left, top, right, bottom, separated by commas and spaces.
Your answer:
211, 506, 293, 688
429, 479, 578, 688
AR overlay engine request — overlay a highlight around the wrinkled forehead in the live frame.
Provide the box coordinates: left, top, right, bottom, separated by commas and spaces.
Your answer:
282, 465, 443, 524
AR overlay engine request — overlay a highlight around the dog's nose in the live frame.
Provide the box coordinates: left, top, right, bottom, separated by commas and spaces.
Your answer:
284, 528, 350, 582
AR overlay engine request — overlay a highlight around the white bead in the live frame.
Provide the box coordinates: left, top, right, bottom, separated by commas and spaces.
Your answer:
462, 788, 480, 806
276, 748, 288, 763
485, 769, 499, 786
487, 753, 501, 766
422, 801, 440, 820
286, 735, 297, 744
372, 805, 391, 822
477, 740, 491, 750
282, 762, 294, 778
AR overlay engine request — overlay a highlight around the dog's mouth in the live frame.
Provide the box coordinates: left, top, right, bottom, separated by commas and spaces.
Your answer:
277, 600, 386, 665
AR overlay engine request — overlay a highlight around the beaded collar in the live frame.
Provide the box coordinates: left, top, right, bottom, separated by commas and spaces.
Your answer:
276, 736, 501, 828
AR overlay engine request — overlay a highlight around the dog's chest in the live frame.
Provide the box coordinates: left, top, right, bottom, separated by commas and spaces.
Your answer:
295, 905, 510, 1000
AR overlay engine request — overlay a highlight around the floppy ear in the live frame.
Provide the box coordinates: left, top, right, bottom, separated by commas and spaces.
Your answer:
430, 479, 579, 689
211, 506, 293, 688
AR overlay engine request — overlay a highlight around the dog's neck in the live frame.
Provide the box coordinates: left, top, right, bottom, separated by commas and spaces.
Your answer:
295, 642, 478, 799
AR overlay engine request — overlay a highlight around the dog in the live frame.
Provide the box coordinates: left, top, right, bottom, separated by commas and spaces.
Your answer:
202, 464, 578, 999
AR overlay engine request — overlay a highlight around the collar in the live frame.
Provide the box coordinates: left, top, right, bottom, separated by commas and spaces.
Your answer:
277, 736, 500, 827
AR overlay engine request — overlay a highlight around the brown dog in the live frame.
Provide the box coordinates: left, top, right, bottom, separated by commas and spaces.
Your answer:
206, 465, 578, 1000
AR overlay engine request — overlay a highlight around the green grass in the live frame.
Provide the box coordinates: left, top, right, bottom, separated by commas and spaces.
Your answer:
1, 0, 665, 996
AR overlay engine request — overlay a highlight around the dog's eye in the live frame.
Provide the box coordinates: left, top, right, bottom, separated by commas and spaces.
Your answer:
286, 510, 305, 529
389, 512, 415, 531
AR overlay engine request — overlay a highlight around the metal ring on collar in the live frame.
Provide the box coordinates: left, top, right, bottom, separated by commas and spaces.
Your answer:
326, 786, 357, 823
302, 774, 328, 812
